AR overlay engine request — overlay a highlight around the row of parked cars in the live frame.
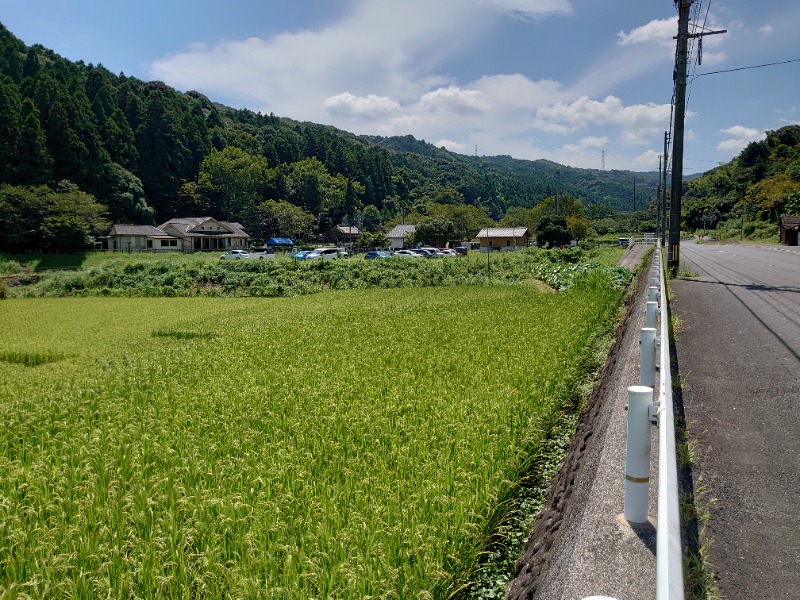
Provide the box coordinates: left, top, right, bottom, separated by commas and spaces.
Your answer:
222, 246, 466, 261
220, 247, 349, 261
366, 247, 463, 259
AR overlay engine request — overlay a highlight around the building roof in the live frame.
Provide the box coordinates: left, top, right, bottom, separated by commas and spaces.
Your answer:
780, 216, 800, 228
109, 224, 171, 237
475, 227, 529, 239
157, 217, 249, 238
329, 225, 360, 235
387, 224, 416, 238
110, 218, 249, 239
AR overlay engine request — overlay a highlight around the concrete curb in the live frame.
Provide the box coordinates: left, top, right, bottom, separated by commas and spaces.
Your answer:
507, 245, 659, 600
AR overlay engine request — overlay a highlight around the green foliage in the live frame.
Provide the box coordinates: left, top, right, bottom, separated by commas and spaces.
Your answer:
9, 247, 629, 299
0, 277, 624, 597
248, 199, 315, 243
684, 125, 800, 237
0, 183, 109, 253
536, 215, 572, 248
358, 230, 389, 250
411, 216, 457, 247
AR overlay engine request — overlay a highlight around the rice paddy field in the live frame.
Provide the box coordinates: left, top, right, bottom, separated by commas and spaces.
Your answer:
0, 274, 623, 598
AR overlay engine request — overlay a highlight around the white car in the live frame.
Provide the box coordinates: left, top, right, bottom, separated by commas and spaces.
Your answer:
305, 247, 348, 261
247, 247, 276, 260
220, 249, 250, 259
392, 249, 423, 258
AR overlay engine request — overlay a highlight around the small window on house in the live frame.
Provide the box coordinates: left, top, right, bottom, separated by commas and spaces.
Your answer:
488, 240, 493, 246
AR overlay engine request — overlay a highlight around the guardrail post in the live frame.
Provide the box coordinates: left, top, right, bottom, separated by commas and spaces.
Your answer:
645, 301, 659, 329
649, 285, 658, 302
625, 385, 653, 523
640, 327, 657, 387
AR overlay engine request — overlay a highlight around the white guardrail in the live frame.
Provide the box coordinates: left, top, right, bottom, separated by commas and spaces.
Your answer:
653, 247, 684, 600
586, 247, 684, 600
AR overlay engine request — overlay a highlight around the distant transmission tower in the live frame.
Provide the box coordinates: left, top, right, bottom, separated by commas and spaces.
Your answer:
475, 145, 478, 158
601, 150, 606, 170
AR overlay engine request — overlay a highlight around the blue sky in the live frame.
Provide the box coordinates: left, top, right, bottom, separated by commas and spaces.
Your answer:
2, 0, 798, 173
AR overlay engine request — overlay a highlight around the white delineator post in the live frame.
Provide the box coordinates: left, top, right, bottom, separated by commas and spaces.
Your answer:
624, 385, 653, 523
640, 327, 657, 388
646, 301, 659, 329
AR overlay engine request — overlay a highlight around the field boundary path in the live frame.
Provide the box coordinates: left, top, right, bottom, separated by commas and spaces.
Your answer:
508, 242, 660, 599
670, 239, 800, 599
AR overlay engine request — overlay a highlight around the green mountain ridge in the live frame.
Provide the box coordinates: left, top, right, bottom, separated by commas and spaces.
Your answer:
2, 20, 794, 253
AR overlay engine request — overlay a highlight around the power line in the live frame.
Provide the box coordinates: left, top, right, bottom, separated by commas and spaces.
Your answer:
693, 58, 800, 78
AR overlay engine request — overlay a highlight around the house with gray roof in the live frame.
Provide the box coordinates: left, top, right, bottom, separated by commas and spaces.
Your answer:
108, 217, 249, 252
386, 224, 416, 249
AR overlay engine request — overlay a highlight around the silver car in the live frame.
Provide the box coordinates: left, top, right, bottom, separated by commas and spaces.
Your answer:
305, 247, 348, 261
220, 249, 250, 259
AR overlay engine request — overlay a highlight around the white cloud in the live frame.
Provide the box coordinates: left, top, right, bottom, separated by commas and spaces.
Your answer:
324, 93, 401, 119
617, 18, 677, 47
533, 95, 671, 145
419, 86, 490, 114
149, 0, 486, 121
759, 24, 773, 35
716, 125, 764, 155
436, 139, 467, 152
480, 0, 573, 19
562, 136, 609, 153
720, 125, 761, 139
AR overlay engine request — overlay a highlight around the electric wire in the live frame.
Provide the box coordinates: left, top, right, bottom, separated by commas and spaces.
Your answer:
693, 58, 800, 78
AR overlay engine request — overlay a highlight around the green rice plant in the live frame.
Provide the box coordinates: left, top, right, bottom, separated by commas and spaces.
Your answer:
0, 272, 623, 598
0, 350, 69, 366
151, 329, 217, 340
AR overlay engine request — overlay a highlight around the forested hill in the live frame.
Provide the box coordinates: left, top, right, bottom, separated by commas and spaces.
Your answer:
680, 125, 800, 235
0, 21, 658, 245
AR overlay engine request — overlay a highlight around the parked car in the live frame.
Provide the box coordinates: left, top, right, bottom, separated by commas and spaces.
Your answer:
305, 247, 348, 261
617, 238, 631, 247
291, 250, 313, 260
454, 246, 468, 255
436, 249, 457, 257
220, 249, 250, 259
392, 249, 423, 258
364, 250, 391, 259
247, 246, 276, 259
418, 246, 440, 257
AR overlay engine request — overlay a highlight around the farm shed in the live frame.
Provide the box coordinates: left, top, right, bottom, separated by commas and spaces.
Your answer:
387, 224, 416, 249
474, 227, 530, 252
780, 216, 800, 246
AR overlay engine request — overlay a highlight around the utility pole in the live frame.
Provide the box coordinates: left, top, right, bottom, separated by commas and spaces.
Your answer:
668, 0, 692, 273
633, 174, 636, 212
662, 133, 669, 247
555, 170, 561, 216
657, 155, 662, 242
668, 1, 726, 271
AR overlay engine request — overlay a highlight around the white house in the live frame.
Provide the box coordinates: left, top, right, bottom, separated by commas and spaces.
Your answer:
109, 217, 249, 252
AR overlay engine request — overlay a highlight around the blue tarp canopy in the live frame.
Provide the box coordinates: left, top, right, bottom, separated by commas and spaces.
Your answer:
266, 237, 294, 246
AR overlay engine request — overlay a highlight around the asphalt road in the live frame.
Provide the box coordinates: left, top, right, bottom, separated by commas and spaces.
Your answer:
670, 240, 800, 599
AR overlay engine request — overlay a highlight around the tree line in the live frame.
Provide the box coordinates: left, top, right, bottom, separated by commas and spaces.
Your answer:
0, 22, 664, 254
